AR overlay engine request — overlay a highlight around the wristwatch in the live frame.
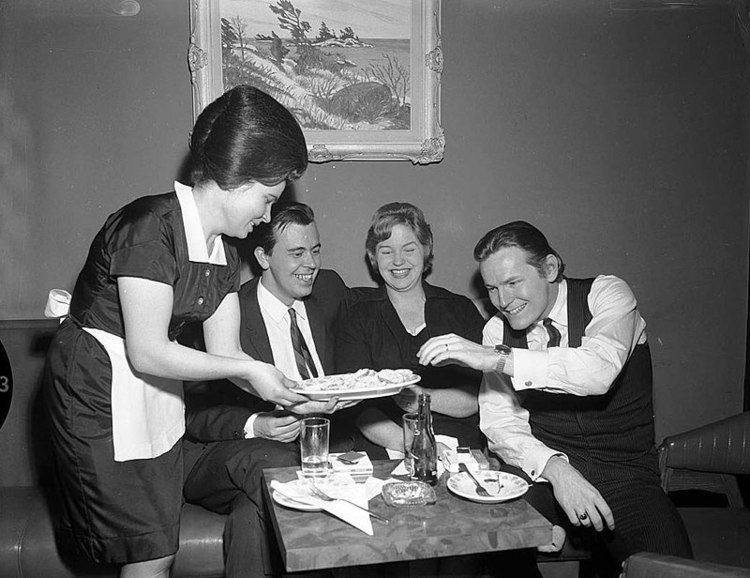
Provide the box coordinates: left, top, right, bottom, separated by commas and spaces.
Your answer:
493, 344, 511, 374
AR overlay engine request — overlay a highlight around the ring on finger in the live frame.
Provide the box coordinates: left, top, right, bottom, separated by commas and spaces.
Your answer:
578, 512, 588, 521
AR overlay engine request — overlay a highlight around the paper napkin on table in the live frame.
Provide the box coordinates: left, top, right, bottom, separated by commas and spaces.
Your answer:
389, 434, 457, 476
269, 479, 322, 508
390, 457, 446, 477
270, 475, 375, 535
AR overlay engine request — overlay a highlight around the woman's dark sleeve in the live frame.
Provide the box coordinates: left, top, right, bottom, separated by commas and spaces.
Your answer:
443, 296, 487, 389
457, 296, 487, 344
334, 305, 375, 374
107, 209, 177, 284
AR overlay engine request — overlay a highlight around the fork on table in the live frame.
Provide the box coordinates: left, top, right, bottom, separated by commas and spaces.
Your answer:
459, 462, 494, 497
308, 482, 390, 524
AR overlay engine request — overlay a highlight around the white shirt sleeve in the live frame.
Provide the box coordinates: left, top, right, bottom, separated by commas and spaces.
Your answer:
512, 275, 647, 396
243, 413, 260, 439
479, 323, 567, 480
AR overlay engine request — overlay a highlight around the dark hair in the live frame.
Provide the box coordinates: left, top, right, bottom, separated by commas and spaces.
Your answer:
188, 85, 307, 190
254, 202, 315, 255
365, 202, 434, 276
473, 221, 565, 281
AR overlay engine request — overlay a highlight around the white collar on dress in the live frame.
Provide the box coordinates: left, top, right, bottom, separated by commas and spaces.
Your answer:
174, 181, 227, 265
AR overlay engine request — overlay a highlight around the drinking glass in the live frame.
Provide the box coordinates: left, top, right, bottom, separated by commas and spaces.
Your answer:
300, 417, 330, 477
402, 412, 419, 477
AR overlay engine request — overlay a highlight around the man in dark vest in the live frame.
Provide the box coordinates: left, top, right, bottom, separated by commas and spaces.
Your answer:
417, 221, 692, 576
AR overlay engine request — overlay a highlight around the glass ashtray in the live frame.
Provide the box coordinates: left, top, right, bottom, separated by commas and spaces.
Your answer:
381, 481, 437, 507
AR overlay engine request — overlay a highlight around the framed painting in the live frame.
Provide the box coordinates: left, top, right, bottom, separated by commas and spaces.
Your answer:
188, 0, 443, 164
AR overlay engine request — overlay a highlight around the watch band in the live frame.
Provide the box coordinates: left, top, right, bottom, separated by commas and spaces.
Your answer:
494, 344, 511, 374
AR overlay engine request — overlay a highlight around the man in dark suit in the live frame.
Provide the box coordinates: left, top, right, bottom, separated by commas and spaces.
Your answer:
182, 202, 360, 578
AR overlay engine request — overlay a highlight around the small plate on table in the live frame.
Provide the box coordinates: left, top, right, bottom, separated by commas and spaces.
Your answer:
447, 470, 529, 504
271, 479, 322, 512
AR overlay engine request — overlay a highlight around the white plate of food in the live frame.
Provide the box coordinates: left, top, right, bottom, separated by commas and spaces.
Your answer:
293, 368, 421, 401
447, 470, 529, 504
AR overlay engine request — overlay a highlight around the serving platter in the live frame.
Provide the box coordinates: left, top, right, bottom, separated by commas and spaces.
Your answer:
294, 377, 420, 401
293, 369, 420, 401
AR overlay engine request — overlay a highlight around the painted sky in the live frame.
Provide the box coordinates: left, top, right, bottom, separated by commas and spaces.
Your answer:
221, 0, 411, 39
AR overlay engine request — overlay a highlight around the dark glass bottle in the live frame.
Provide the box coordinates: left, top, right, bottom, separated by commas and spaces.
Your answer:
410, 393, 438, 485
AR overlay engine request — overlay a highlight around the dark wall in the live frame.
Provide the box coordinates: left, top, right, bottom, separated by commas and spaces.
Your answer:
1, 0, 747, 441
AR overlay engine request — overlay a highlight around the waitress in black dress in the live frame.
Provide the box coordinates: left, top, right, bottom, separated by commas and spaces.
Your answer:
43, 86, 336, 578
336, 202, 486, 457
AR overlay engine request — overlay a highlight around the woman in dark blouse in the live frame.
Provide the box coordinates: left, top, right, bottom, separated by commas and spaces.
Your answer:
336, 202, 487, 456
42, 86, 336, 578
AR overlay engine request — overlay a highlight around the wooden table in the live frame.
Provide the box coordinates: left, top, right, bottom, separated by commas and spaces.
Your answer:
262, 460, 553, 572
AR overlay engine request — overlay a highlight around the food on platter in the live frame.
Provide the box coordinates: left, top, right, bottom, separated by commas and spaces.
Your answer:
294, 368, 417, 392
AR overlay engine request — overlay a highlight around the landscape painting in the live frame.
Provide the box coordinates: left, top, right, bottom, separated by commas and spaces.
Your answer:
189, 0, 443, 163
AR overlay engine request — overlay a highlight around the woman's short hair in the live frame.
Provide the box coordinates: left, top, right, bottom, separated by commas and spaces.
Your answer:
473, 221, 565, 281
254, 202, 315, 255
188, 85, 307, 190
365, 202, 434, 276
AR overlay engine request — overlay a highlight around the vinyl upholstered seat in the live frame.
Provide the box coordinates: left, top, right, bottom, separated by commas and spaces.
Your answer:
658, 411, 750, 569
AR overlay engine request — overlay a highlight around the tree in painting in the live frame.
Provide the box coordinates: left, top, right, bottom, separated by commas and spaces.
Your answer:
220, 0, 411, 130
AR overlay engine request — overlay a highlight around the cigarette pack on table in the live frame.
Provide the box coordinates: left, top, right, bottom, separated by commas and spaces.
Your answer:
442, 448, 489, 473
329, 452, 373, 481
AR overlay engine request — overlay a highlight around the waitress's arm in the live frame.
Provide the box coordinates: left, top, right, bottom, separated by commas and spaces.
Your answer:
355, 407, 405, 452
424, 384, 478, 417
395, 383, 478, 418
118, 277, 329, 411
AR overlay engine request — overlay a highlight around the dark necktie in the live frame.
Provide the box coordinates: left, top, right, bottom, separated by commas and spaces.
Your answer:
288, 308, 318, 380
543, 317, 561, 348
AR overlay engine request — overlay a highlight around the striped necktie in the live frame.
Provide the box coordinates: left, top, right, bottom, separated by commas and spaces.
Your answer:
288, 308, 318, 380
543, 318, 561, 348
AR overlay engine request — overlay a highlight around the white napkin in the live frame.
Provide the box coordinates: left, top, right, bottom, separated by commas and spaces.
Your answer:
270, 474, 384, 535
390, 434, 458, 476
436, 435, 459, 450
391, 457, 446, 477
270, 479, 322, 508
385, 448, 405, 460
44, 289, 71, 320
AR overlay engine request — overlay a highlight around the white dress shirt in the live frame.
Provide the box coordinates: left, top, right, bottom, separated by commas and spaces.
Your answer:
243, 279, 325, 438
479, 275, 648, 480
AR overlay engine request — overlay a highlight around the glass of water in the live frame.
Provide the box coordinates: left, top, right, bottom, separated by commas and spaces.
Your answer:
300, 417, 330, 477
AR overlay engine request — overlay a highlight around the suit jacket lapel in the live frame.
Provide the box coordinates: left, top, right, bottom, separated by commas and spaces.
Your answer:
239, 278, 274, 364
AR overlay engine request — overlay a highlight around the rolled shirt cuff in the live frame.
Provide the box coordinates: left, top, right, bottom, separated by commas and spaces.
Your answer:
243, 413, 260, 439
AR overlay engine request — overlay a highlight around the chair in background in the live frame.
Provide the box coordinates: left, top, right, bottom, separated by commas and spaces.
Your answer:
658, 411, 750, 569
620, 552, 750, 577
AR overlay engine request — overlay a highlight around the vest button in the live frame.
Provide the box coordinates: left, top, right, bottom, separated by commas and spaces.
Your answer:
197, 297, 204, 306
525, 380, 532, 387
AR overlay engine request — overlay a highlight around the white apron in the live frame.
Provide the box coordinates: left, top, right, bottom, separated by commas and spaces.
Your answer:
82, 327, 185, 462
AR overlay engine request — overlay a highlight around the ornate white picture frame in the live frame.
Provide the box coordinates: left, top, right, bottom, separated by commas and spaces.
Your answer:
188, 0, 443, 164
